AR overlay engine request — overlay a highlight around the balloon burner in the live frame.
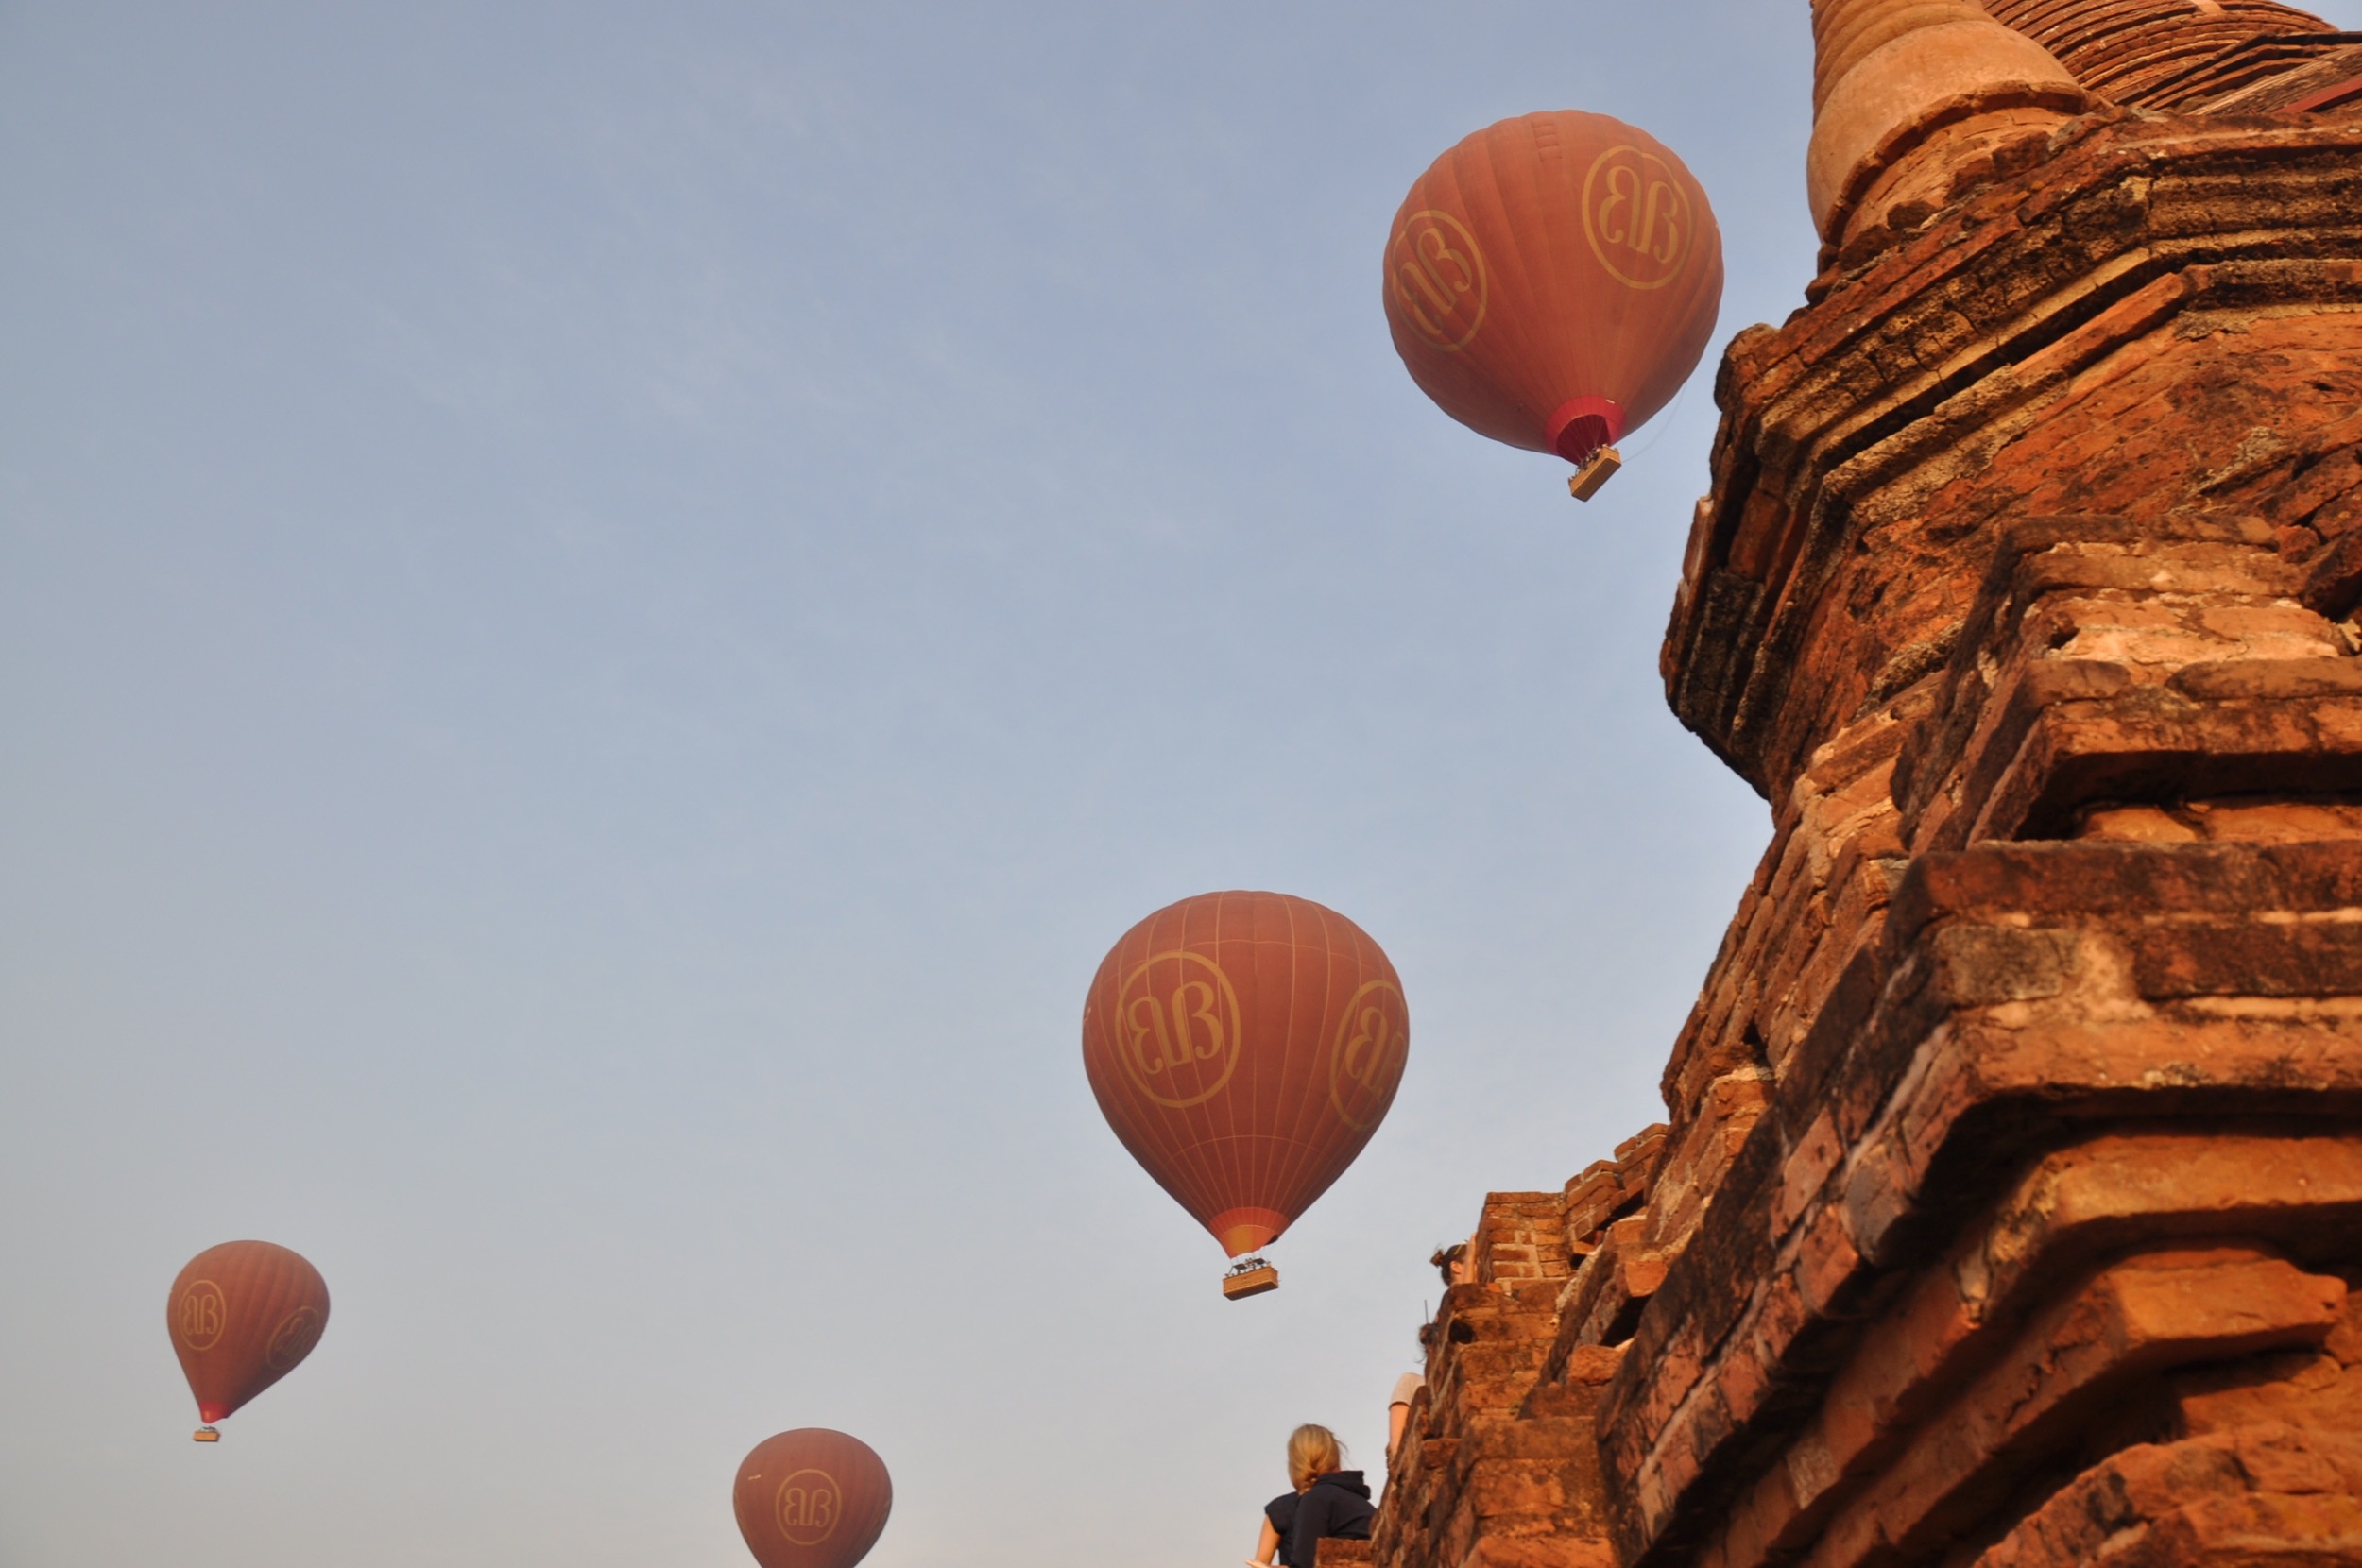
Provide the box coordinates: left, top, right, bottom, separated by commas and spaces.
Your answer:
1223, 1257, 1280, 1300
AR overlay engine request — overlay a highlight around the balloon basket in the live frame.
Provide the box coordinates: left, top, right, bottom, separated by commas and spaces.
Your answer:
193, 1426, 220, 1443
1223, 1257, 1280, 1300
1568, 447, 1622, 502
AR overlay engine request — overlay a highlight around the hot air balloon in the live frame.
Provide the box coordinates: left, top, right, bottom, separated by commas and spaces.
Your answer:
165, 1240, 330, 1441
1082, 891, 1409, 1300
1384, 111, 1724, 500
733, 1429, 894, 1568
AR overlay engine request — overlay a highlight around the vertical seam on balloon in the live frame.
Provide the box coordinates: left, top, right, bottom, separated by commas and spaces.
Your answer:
1284, 903, 1322, 1232
1556, 114, 1617, 422
1245, 903, 1282, 1238
1279, 892, 1309, 1232
1499, 119, 1560, 443
1187, 895, 1232, 1243
1154, 900, 1207, 1238
1237, 890, 1275, 1243
1265, 903, 1316, 1238
1190, 894, 1225, 1239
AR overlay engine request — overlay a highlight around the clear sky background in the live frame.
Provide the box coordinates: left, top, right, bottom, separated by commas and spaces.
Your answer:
10, 4, 2354, 1565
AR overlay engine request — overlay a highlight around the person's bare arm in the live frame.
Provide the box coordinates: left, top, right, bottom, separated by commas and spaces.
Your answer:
1245, 1515, 1281, 1567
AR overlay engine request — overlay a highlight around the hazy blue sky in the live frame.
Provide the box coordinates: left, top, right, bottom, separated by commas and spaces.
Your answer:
11, 5, 2353, 1565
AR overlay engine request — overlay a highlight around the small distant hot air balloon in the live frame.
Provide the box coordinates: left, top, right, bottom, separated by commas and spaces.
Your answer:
166, 1240, 330, 1441
1384, 111, 1724, 500
1082, 891, 1409, 1300
733, 1429, 894, 1568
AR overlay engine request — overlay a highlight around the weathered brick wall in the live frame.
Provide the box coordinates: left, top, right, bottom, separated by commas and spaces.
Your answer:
1472, 1191, 1573, 1288
1371, 20, 2362, 1568
1371, 1189, 1636, 1568
1376, 1271, 1605, 1568
1977, 0, 2356, 111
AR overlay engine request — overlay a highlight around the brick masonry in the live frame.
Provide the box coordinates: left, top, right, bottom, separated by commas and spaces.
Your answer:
1370, 7, 2362, 1567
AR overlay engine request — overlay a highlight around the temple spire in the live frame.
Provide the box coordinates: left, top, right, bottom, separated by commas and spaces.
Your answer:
1807, 0, 2089, 247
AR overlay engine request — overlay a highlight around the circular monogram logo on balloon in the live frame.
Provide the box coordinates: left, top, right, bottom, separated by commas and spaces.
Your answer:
178, 1281, 229, 1353
265, 1305, 323, 1371
775, 1468, 843, 1545
1390, 209, 1489, 351
1113, 950, 1241, 1109
1327, 980, 1409, 1132
1583, 145, 1694, 290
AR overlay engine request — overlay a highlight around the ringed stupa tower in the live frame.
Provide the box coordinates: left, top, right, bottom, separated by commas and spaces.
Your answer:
1368, 5, 2362, 1567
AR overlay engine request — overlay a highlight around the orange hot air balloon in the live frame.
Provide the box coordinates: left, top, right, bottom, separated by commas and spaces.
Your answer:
1082, 891, 1409, 1298
165, 1240, 330, 1440
1384, 111, 1724, 498
733, 1429, 894, 1568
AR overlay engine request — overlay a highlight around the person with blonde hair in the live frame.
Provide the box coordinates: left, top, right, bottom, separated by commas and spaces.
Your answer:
1246, 1423, 1376, 1566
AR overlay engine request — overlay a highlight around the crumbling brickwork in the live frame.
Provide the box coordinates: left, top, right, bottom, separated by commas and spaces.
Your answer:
1373, 7, 2362, 1567
1978, 0, 2361, 111
1375, 1262, 1599, 1565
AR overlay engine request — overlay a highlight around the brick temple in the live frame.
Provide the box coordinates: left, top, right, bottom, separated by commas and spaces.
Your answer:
1359, 5, 2362, 1566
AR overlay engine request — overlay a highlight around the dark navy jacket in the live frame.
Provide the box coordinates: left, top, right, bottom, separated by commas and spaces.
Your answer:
1265, 1471, 1376, 1565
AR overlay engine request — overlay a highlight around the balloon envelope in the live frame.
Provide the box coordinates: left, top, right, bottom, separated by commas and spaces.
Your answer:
166, 1240, 330, 1426
1082, 891, 1409, 1257
1384, 110, 1723, 465
733, 1429, 893, 1568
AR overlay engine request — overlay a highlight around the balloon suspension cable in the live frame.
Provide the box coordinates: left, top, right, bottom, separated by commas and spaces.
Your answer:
193, 1425, 220, 1443
1223, 1255, 1280, 1301
1568, 446, 1622, 502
